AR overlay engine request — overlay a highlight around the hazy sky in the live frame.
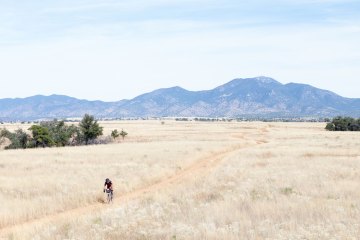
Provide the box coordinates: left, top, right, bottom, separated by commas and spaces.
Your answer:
0, 0, 359, 101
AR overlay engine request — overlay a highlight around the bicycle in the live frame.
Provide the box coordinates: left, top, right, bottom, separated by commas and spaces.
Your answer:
105, 189, 113, 203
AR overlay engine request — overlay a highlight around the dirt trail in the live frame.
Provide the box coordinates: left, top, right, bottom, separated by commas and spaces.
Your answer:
0, 140, 264, 237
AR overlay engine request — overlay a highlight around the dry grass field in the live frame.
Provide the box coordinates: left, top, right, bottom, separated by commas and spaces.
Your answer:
0, 120, 359, 239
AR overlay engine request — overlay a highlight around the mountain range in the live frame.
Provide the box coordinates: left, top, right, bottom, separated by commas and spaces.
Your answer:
1, 77, 359, 121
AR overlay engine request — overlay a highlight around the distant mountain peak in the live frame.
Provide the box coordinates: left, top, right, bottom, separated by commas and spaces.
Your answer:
253, 76, 281, 84
167, 86, 188, 91
216, 76, 281, 92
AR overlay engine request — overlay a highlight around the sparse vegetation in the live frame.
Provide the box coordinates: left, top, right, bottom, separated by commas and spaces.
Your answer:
280, 187, 294, 196
119, 129, 128, 140
111, 129, 120, 140
0, 115, 109, 149
175, 118, 189, 121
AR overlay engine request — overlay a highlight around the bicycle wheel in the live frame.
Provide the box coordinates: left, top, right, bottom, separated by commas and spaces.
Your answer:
107, 192, 111, 203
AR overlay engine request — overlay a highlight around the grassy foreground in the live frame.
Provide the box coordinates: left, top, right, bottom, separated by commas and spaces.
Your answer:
0, 121, 359, 239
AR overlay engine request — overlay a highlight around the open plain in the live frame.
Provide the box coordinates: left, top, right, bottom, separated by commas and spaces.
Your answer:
0, 120, 360, 239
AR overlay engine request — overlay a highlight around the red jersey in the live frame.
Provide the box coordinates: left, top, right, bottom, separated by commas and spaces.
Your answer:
104, 181, 112, 189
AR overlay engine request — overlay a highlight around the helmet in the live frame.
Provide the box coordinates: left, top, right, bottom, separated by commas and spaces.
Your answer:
105, 178, 110, 183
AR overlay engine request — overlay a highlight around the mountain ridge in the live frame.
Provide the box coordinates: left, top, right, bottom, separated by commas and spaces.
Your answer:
1, 77, 359, 121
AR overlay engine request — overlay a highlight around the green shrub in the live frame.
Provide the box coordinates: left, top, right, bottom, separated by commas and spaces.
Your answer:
79, 114, 103, 145
0, 128, 30, 149
40, 120, 79, 146
28, 125, 55, 148
111, 129, 120, 140
325, 116, 360, 131
325, 123, 335, 131
120, 129, 128, 140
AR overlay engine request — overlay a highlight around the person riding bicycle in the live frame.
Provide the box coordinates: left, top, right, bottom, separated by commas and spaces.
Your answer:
103, 178, 113, 193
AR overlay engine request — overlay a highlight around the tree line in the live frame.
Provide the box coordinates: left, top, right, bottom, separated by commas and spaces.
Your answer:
325, 116, 360, 131
0, 114, 127, 150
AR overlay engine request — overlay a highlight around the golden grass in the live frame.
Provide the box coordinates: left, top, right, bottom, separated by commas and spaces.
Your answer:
1, 121, 360, 239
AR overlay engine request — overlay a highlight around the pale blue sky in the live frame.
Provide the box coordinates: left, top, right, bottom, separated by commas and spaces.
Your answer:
0, 0, 359, 100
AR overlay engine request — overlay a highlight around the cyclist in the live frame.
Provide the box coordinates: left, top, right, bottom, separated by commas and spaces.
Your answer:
103, 178, 113, 194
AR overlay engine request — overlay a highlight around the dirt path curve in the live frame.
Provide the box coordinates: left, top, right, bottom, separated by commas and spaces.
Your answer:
0, 140, 263, 237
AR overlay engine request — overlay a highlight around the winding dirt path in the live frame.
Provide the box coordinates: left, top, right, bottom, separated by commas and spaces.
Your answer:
0, 140, 264, 237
